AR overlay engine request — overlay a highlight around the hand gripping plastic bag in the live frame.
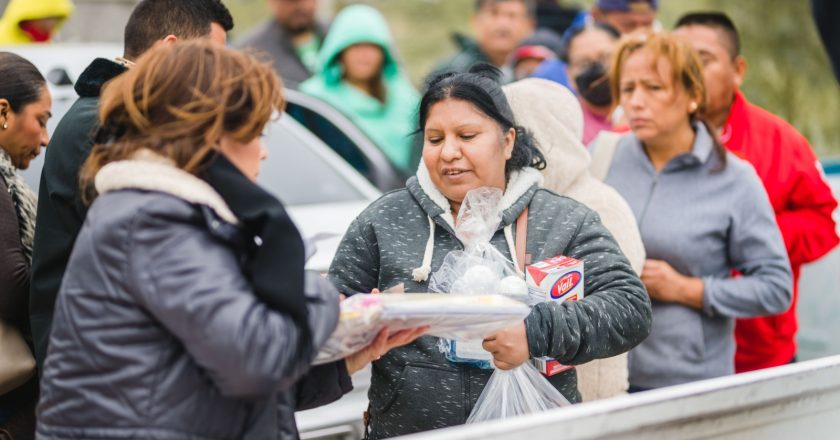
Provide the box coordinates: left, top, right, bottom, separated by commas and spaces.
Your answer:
428, 187, 529, 368
467, 362, 570, 423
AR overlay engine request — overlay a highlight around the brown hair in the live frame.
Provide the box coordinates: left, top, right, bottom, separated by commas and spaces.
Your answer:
81, 40, 284, 200
609, 32, 727, 169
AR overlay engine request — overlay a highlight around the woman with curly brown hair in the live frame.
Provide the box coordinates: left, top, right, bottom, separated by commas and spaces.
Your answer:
35, 40, 420, 440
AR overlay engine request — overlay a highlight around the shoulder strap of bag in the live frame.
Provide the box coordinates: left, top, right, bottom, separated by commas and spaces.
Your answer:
515, 207, 529, 273
589, 131, 623, 181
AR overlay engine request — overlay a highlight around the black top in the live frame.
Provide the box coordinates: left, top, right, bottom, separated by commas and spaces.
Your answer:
28, 58, 126, 369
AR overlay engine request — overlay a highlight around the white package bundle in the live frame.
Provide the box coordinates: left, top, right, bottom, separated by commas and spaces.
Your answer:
313, 293, 530, 365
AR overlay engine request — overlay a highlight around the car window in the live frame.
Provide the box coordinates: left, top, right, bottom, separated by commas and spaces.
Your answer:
20, 103, 370, 206
286, 102, 373, 176
258, 119, 370, 206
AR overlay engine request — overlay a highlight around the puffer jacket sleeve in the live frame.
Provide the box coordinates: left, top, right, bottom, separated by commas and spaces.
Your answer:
293, 273, 354, 411
127, 209, 339, 399
525, 207, 652, 365
294, 360, 353, 411
327, 215, 380, 295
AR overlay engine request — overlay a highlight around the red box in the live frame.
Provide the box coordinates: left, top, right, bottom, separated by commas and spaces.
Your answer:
526, 256, 584, 376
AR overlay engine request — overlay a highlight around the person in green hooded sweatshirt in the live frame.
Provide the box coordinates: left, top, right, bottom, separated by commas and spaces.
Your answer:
300, 4, 419, 173
0, 0, 74, 45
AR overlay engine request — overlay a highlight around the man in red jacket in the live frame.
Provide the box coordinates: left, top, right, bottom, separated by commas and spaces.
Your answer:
676, 12, 840, 372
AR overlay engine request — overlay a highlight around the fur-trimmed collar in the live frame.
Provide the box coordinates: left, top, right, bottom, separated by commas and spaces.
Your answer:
75, 58, 127, 98
94, 150, 238, 224
413, 162, 544, 230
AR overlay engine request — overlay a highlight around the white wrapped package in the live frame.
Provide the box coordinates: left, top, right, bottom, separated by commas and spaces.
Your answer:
313, 293, 530, 365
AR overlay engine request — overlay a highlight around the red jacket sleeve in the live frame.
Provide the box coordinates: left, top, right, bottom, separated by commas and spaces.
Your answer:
775, 135, 839, 267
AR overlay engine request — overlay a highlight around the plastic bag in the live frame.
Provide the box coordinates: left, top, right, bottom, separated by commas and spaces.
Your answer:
428, 188, 528, 368
428, 187, 525, 297
467, 362, 570, 423
313, 293, 530, 365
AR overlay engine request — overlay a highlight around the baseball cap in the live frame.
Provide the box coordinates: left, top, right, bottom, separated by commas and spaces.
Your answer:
596, 0, 658, 12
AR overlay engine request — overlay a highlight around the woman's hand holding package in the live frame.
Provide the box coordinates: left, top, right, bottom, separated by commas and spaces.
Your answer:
345, 326, 429, 374
641, 259, 704, 309
482, 322, 529, 370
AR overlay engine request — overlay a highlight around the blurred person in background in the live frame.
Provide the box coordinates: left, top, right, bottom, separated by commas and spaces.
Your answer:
812, 0, 840, 85
604, 33, 792, 391
508, 28, 562, 80
236, 0, 326, 89
530, 0, 654, 104
0, 52, 50, 440
427, 0, 535, 84
675, 12, 840, 373
29, 0, 233, 373
590, 0, 656, 36
301, 4, 419, 173
534, 0, 580, 37
35, 41, 424, 440
504, 77, 645, 400
563, 22, 620, 145
0, 0, 73, 44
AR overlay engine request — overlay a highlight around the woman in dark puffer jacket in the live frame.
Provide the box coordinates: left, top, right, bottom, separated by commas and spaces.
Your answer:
36, 41, 421, 440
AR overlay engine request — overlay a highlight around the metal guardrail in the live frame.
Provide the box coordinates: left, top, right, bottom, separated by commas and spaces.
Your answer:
398, 354, 840, 440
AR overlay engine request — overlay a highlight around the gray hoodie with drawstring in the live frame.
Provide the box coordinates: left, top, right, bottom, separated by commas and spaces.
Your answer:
328, 165, 651, 439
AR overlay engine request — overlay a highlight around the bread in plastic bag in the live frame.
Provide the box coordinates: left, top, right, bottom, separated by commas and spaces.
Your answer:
427, 188, 528, 367
467, 362, 570, 423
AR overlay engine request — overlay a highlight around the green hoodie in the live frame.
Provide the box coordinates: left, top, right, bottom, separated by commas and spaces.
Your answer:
0, 0, 74, 44
300, 5, 419, 172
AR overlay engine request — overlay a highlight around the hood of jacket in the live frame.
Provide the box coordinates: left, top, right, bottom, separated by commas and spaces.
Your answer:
503, 78, 590, 194
314, 4, 402, 86
0, 0, 74, 44
300, 4, 419, 170
94, 149, 238, 225
74, 57, 127, 98
405, 161, 543, 281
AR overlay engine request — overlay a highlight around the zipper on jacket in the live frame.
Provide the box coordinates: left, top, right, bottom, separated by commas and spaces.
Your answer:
637, 175, 659, 228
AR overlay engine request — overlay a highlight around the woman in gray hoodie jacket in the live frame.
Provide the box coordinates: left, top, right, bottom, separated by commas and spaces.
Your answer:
328, 65, 652, 439
601, 33, 792, 391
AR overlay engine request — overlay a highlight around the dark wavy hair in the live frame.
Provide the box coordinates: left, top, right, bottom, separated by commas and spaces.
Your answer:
418, 64, 546, 178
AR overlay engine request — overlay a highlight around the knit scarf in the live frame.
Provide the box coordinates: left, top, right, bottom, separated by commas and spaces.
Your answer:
0, 148, 37, 265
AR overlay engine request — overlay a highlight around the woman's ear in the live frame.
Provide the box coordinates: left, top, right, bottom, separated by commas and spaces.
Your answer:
503, 127, 515, 160
0, 99, 10, 129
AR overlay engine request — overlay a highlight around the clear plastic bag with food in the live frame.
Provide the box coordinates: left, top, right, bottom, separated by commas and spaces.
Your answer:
467, 362, 570, 423
428, 187, 529, 368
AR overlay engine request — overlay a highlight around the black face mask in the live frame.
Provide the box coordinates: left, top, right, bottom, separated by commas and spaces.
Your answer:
574, 62, 612, 107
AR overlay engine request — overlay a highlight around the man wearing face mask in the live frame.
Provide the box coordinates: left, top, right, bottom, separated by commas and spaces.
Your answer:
563, 22, 619, 145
